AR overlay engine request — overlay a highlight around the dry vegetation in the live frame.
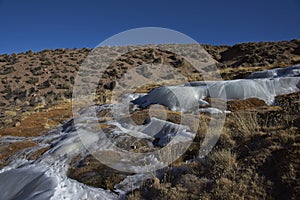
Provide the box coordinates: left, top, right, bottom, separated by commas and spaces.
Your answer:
0, 40, 300, 199
122, 92, 299, 200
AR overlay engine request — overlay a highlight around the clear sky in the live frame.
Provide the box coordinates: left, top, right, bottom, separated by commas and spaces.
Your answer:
0, 0, 299, 54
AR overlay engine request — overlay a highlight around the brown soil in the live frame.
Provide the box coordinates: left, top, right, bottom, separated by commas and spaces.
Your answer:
68, 155, 132, 190
0, 140, 37, 168
227, 98, 267, 111
0, 101, 72, 137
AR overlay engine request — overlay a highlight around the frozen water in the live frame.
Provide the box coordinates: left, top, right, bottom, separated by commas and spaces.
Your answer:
246, 64, 300, 79
132, 86, 206, 112
133, 65, 300, 110
0, 166, 57, 200
0, 116, 118, 200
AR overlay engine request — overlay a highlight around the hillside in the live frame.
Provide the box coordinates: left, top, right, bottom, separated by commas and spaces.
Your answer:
0, 40, 299, 199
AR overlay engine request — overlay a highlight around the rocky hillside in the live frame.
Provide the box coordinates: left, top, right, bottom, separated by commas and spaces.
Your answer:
1, 40, 299, 114
0, 40, 299, 199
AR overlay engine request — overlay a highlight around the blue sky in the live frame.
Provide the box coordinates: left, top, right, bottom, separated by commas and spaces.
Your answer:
0, 0, 299, 54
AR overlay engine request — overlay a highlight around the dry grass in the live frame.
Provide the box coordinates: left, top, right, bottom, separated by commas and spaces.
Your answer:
127, 91, 300, 199
211, 174, 267, 200
230, 111, 260, 138
0, 100, 72, 137
0, 140, 37, 168
194, 149, 238, 180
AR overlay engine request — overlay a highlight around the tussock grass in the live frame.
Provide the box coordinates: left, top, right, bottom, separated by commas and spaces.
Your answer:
230, 111, 260, 138
195, 149, 238, 180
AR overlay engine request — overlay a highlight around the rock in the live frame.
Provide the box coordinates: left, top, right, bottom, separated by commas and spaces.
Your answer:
29, 96, 46, 107
15, 121, 21, 127
103, 81, 116, 90
0, 66, 15, 75
23, 101, 30, 106
38, 80, 51, 89
171, 58, 185, 68
4, 93, 12, 100
14, 98, 22, 105
15, 90, 27, 100
30, 66, 44, 76
26, 77, 39, 84
4, 110, 17, 117
1, 78, 8, 84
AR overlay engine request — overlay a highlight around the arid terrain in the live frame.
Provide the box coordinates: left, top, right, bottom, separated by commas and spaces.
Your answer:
0, 40, 299, 199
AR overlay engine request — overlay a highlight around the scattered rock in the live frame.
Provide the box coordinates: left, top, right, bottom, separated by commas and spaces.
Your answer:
0, 66, 15, 75
26, 77, 39, 84
15, 121, 20, 127
4, 110, 17, 117
38, 80, 51, 89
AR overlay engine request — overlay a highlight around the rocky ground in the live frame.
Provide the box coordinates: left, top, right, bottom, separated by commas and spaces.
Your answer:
0, 40, 300, 199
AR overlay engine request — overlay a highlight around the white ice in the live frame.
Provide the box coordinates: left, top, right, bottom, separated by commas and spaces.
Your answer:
133, 65, 300, 111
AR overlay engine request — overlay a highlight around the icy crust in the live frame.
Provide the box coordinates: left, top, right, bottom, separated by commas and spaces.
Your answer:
74, 105, 195, 172
207, 77, 299, 104
0, 161, 118, 200
132, 86, 207, 112
133, 65, 300, 110
246, 64, 300, 79
44, 159, 118, 200
0, 104, 193, 199
0, 112, 119, 200
0, 166, 57, 200
116, 117, 194, 147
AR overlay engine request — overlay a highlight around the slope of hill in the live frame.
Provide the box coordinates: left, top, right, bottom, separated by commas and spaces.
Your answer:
0, 40, 299, 199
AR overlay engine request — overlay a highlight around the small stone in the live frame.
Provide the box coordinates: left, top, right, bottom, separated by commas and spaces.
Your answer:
23, 101, 30, 106
4, 110, 17, 117
15, 98, 22, 105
